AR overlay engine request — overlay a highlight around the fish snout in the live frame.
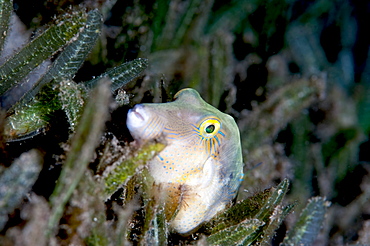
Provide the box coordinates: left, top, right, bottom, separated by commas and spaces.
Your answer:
127, 104, 150, 129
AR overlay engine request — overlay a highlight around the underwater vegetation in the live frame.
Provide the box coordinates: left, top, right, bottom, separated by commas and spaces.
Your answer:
0, 0, 369, 245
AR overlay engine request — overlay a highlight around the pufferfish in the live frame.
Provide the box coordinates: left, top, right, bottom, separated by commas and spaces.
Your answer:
126, 88, 243, 234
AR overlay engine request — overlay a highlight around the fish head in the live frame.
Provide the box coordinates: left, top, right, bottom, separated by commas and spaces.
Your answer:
127, 88, 239, 150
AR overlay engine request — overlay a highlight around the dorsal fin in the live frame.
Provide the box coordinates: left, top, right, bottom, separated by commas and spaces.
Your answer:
173, 88, 205, 107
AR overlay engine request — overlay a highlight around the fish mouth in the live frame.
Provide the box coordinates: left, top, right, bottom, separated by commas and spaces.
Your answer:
127, 104, 148, 128
131, 107, 145, 121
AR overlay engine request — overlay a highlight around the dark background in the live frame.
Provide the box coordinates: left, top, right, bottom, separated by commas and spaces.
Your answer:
2, 0, 370, 244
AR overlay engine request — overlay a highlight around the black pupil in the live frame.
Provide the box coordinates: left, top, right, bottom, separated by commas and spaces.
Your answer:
205, 124, 215, 133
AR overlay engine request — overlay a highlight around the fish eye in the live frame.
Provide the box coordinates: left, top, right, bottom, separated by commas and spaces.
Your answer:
200, 118, 221, 138
205, 124, 215, 133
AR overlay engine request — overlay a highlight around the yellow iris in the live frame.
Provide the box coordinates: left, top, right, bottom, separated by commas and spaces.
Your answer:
199, 118, 221, 138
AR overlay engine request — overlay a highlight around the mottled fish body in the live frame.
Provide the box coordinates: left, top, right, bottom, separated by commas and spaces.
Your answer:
127, 88, 243, 234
